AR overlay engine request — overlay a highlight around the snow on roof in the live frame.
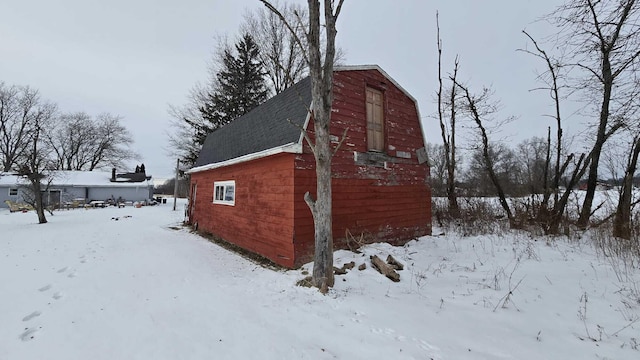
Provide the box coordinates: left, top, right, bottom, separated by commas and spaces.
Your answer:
0, 171, 152, 187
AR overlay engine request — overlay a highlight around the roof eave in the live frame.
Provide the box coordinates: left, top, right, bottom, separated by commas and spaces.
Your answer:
187, 142, 302, 174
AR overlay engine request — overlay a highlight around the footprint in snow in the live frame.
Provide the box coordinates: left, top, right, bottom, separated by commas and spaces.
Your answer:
22, 311, 42, 322
57, 267, 68, 273
20, 327, 41, 341
350, 311, 365, 323
38, 284, 52, 292
371, 327, 396, 336
67, 272, 77, 278
417, 339, 439, 352
52, 292, 64, 300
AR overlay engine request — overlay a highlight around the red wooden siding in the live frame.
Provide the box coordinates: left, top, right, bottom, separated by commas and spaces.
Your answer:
190, 68, 431, 269
189, 153, 297, 268
292, 69, 432, 267
293, 173, 431, 266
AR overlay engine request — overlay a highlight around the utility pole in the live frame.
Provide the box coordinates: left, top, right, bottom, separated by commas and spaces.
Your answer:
173, 158, 179, 211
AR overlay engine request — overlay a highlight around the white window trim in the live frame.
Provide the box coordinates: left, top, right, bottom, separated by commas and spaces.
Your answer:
9, 188, 18, 196
213, 180, 235, 206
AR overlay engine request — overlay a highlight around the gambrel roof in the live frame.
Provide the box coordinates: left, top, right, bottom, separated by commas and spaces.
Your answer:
190, 65, 421, 174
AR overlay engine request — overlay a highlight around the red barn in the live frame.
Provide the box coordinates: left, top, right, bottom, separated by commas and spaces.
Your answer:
187, 65, 431, 268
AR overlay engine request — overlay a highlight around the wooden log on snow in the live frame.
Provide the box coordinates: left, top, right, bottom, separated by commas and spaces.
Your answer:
333, 266, 347, 275
370, 255, 400, 282
386, 255, 404, 270
333, 261, 356, 275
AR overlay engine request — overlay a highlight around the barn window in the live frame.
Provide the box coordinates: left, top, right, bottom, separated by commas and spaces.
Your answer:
366, 87, 384, 152
9, 188, 18, 196
213, 181, 235, 206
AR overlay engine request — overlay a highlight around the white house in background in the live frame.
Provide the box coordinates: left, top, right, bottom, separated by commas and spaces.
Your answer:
0, 169, 154, 209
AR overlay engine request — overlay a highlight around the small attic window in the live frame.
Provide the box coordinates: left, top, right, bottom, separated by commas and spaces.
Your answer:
9, 188, 18, 196
366, 87, 384, 152
213, 181, 235, 206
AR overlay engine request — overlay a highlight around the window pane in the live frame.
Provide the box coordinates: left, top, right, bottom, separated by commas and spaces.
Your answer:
213, 181, 235, 205
224, 186, 235, 201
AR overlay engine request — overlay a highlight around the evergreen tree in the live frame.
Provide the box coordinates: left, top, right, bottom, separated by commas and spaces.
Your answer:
199, 34, 268, 139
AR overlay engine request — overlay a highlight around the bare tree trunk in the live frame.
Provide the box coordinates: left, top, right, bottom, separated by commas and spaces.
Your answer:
520, 31, 566, 228
457, 82, 515, 226
577, 62, 612, 228
31, 126, 47, 224
613, 136, 640, 239
33, 180, 47, 224
435, 13, 459, 216
261, 0, 344, 293
307, 0, 343, 293
21, 124, 48, 224
541, 127, 551, 196
446, 61, 459, 215
547, 153, 589, 234
552, 81, 562, 208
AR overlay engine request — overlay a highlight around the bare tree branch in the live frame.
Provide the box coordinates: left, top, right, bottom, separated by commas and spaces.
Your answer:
259, 0, 310, 65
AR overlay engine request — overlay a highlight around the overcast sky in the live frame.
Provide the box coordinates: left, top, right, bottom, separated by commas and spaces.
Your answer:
1, 0, 569, 179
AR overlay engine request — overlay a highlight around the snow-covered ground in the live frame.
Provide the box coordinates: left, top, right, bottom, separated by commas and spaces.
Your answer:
1, 200, 639, 359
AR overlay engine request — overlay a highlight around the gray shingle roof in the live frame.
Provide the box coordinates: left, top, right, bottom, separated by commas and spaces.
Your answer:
193, 76, 312, 167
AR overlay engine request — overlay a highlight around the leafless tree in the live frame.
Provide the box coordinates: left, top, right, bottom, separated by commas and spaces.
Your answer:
167, 85, 210, 166
15, 101, 57, 224
465, 141, 522, 197
519, 31, 565, 200
517, 136, 549, 195
455, 82, 516, 226
426, 143, 447, 196
244, 1, 345, 95
46, 112, 136, 171
88, 113, 136, 171
550, 0, 640, 228
46, 112, 93, 170
243, 1, 308, 94
519, 29, 604, 234
261, 0, 345, 293
613, 134, 640, 239
435, 12, 461, 215
0, 82, 40, 172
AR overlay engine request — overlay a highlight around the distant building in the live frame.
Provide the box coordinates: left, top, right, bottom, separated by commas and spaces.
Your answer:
0, 168, 153, 209
576, 179, 613, 191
